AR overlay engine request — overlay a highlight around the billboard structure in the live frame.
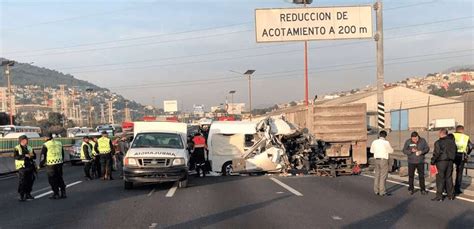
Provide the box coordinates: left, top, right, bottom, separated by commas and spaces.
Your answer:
163, 100, 178, 113
227, 103, 246, 115
193, 104, 205, 117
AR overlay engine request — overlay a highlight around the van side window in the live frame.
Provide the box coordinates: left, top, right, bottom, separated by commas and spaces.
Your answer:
244, 134, 254, 147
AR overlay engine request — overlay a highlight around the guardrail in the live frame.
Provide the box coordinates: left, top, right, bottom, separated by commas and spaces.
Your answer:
0, 138, 76, 153
0, 138, 77, 175
387, 150, 474, 175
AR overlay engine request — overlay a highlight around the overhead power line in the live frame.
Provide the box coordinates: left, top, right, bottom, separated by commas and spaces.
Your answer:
107, 50, 473, 90
5, 15, 471, 57
50, 16, 473, 71
1, 1, 160, 31
4, 22, 252, 55
66, 26, 474, 75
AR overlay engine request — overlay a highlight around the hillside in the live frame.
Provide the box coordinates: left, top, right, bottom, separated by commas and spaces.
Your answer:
0, 58, 101, 89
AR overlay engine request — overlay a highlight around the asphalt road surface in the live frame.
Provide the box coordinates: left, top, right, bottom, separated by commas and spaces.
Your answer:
0, 165, 473, 229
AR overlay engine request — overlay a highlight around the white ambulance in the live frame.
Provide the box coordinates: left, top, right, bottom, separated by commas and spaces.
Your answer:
123, 122, 189, 189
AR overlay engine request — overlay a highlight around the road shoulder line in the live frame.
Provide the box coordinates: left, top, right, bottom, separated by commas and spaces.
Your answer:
362, 174, 474, 203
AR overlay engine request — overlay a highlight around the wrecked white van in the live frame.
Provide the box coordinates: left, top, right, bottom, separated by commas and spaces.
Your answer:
123, 122, 189, 189
207, 118, 297, 175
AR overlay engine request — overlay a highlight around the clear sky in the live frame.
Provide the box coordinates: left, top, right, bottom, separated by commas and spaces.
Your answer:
1, 0, 473, 111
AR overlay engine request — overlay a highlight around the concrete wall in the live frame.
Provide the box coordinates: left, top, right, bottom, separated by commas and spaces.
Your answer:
351, 87, 464, 130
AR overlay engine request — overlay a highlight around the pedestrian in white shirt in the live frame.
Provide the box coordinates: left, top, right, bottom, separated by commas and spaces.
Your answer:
370, 131, 394, 196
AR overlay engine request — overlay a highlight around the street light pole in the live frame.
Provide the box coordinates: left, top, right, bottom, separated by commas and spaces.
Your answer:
244, 70, 255, 121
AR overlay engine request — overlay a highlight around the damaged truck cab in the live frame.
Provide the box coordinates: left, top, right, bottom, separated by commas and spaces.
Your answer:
123, 122, 189, 189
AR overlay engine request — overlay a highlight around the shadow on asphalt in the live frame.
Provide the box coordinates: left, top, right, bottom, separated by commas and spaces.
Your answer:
187, 175, 252, 188
163, 195, 291, 229
386, 184, 407, 194
342, 198, 414, 229
447, 210, 474, 228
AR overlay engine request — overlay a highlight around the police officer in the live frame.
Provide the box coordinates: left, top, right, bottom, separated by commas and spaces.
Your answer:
452, 125, 472, 195
431, 129, 457, 201
90, 135, 100, 179
14, 135, 36, 201
80, 136, 93, 180
94, 131, 115, 180
192, 132, 207, 177
40, 133, 66, 199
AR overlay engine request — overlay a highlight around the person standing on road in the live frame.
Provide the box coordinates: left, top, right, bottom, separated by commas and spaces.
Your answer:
80, 136, 93, 180
370, 131, 393, 196
402, 132, 430, 195
116, 135, 129, 178
90, 136, 100, 179
14, 135, 37, 201
430, 129, 457, 201
192, 132, 207, 177
94, 131, 115, 180
452, 125, 472, 195
40, 133, 66, 200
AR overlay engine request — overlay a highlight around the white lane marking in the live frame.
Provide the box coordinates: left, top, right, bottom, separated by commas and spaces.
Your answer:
0, 175, 16, 181
332, 216, 343, 220
31, 186, 51, 195
149, 223, 158, 228
362, 174, 474, 203
147, 188, 156, 197
270, 177, 303, 196
34, 181, 82, 199
165, 183, 178, 198
276, 191, 285, 194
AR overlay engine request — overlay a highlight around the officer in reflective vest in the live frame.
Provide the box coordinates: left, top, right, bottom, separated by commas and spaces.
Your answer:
90, 135, 100, 179
40, 133, 66, 199
80, 136, 93, 180
14, 135, 36, 201
94, 131, 115, 180
452, 125, 472, 195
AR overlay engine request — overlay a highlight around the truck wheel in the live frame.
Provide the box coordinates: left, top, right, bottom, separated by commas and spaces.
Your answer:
124, 181, 133, 190
178, 177, 188, 188
222, 161, 235, 176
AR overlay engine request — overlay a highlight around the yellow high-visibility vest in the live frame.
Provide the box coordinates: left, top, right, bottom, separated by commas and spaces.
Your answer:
14, 145, 33, 170
97, 137, 111, 154
90, 141, 98, 156
44, 140, 63, 165
80, 142, 92, 160
453, 133, 470, 153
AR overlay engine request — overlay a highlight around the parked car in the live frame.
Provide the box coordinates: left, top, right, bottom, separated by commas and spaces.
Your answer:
68, 140, 82, 165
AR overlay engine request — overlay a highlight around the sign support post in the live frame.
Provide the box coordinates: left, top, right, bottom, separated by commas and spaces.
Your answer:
375, 0, 385, 130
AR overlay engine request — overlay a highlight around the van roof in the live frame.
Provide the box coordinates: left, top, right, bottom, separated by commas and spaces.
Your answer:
209, 121, 257, 134
133, 122, 187, 136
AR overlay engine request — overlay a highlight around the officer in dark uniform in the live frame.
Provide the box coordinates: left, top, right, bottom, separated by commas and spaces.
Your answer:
14, 135, 36, 201
431, 129, 457, 201
40, 133, 67, 199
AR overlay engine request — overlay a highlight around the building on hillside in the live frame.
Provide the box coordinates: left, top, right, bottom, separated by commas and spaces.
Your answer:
320, 86, 464, 130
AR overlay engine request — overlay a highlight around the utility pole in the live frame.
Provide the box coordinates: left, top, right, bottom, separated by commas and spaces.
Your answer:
375, 0, 385, 130
108, 100, 114, 124
2, 60, 15, 125
59, 84, 68, 120
124, 101, 131, 122
243, 70, 255, 121
100, 104, 106, 124
86, 88, 94, 128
